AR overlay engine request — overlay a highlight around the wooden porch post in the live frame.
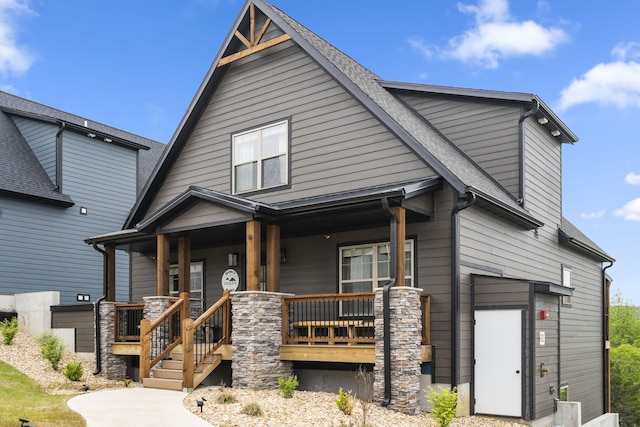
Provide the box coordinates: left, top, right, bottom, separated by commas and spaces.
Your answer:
178, 236, 191, 316
156, 234, 170, 296
105, 244, 116, 301
246, 221, 261, 291
266, 224, 280, 292
393, 206, 406, 286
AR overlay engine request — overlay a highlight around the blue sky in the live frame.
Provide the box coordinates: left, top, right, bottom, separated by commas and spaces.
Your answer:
1, 0, 639, 302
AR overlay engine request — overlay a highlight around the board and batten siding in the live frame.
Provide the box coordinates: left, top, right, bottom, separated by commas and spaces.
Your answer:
396, 93, 521, 198
0, 128, 137, 304
12, 116, 58, 184
146, 35, 433, 219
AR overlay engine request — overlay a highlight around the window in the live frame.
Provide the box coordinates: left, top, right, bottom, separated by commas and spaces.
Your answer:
562, 265, 572, 306
559, 383, 569, 401
340, 240, 414, 294
170, 261, 204, 311
232, 120, 288, 193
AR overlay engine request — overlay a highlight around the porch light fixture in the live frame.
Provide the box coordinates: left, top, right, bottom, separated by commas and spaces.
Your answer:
280, 248, 287, 264
228, 253, 239, 267
550, 130, 561, 137
537, 117, 549, 125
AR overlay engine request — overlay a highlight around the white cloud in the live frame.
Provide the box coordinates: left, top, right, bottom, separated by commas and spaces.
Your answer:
407, 37, 433, 59
626, 172, 640, 185
580, 210, 605, 219
557, 60, 640, 111
614, 198, 640, 221
0, 0, 35, 77
612, 41, 640, 61
442, 0, 568, 69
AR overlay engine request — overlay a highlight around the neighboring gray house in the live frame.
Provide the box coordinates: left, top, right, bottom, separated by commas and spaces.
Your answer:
0, 90, 164, 345
87, 1, 615, 425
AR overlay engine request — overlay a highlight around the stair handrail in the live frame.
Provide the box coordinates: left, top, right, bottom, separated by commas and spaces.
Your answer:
183, 291, 231, 389
139, 293, 186, 380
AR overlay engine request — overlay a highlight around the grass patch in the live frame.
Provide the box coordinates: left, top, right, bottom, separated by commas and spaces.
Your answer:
0, 360, 85, 427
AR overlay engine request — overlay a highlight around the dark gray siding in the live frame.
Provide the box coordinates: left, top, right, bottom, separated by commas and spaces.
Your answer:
12, 117, 57, 183
397, 94, 521, 198
51, 307, 94, 352
535, 293, 559, 419
0, 131, 136, 304
147, 35, 432, 217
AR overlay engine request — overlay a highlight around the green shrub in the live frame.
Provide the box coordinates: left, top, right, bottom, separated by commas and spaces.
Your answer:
335, 387, 354, 415
216, 391, 237, 404
241, 401, 263, 416
278, 374, 299, 398
611, 344, 640, 426
38, 332, 65, 370
426, 386, 458, 427
63, 361, 84, 381
0, 317, 18, 345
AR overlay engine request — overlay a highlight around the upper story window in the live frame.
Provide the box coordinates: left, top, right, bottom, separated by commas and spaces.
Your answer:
232, 120, 288, 194
562, 265, 572, 306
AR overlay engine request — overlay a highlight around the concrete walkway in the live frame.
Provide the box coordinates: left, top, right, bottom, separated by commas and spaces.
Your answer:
67, 387, 212, 427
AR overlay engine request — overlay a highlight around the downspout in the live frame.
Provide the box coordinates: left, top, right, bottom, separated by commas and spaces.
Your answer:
602, 260, 614, 413
55, 122, 65, 192
91, 242, 109, 375
381, 198, 397, 407
517, 99, 539, 206
450, 191, 476, 389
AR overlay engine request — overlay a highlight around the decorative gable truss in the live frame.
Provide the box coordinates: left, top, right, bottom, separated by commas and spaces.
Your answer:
218, 3, 291, 67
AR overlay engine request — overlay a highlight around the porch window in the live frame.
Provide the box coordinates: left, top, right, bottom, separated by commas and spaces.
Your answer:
232, 120, 288, 194
170, 261, 204, 310
339, 240, 414, 294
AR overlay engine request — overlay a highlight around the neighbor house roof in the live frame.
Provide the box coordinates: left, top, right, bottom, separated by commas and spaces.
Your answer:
0, 91, 165, 204
125, 0, 544, 230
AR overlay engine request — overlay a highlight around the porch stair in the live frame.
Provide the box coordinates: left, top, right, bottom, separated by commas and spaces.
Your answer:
142, 344, 222, 391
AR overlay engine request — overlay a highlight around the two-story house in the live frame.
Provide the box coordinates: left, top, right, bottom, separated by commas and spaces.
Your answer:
86, 1, 614, 425
0, 91, 164, 348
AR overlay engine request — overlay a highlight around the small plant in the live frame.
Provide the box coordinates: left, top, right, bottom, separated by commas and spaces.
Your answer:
63, 361, 84, 381
123, 376, 132, 387
426, 386, 458, 427
0, 317, 18, 345
38, 332, 65, 370
355, 365, 374, 427
216, 390, 237, 404
335, 387, 354, 415
278, 374, 299, 398
241, 401, 263, 416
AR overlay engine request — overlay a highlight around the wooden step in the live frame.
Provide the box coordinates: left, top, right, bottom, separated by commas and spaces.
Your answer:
153, 367, 183, 380
142, 377, 183, 391
162, 359, 182, 370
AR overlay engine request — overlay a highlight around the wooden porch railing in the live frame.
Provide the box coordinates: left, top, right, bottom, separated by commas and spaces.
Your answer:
282, 293, 376, 345
139, 293, 187, 380
182, 291, 232, 389
283, 292, 432, 346
114, 303, 144, 341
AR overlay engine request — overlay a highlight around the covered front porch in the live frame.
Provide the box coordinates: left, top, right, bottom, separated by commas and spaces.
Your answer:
88, 179, 440, 413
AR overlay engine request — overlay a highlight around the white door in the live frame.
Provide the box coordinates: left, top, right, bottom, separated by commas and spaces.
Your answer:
474, 309, 522, 417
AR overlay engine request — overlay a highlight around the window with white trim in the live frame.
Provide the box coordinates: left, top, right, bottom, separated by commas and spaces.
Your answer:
170, 261, 204, 310
562, 265, 572, 306
232, 120, 288, 194
339, 240, 414, 294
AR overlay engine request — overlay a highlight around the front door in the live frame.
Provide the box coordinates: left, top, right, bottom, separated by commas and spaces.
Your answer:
474, 309, 522, 417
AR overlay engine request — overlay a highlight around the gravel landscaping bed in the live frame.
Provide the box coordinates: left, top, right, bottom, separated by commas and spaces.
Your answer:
2, 331, 527, 426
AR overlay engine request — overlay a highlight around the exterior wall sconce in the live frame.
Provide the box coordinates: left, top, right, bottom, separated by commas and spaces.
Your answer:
79, 207, 88, 215
550, 130, 561, 137
228, 253, 239, 267
280, 248, 287, 264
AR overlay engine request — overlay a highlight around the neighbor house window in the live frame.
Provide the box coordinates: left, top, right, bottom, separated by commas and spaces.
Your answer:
340, 240, 414, 294
232, 120, 288, 194
559, 383, 569, 401
170, 261, 204, 310
562, 265, 572, 306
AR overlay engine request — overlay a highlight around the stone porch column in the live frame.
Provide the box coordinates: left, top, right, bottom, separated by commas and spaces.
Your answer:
231, 291, 293, 388
98, 302, 127, 380
374, 286, 423, 414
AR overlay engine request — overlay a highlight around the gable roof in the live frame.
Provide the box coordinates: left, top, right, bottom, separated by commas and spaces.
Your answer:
559, 217, 614, 262
0, 91, 165, 203
127, 0, 545, 230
